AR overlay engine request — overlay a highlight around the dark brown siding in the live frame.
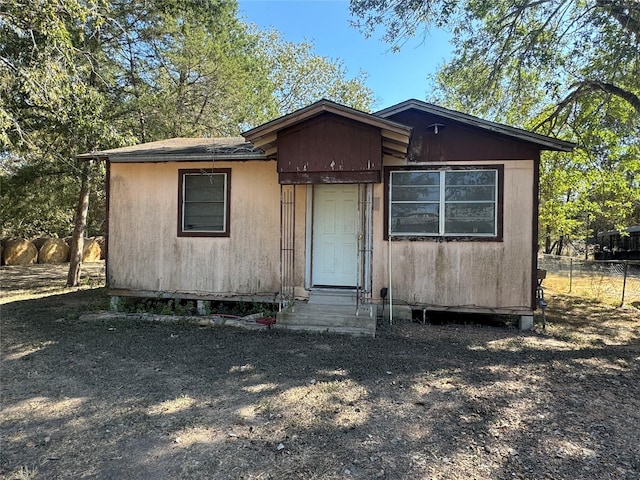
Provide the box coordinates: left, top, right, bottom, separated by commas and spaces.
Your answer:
387, 111, 540, 162
531, 151, 541, 310
278, 113, 382, 184
105, 160, 111, 287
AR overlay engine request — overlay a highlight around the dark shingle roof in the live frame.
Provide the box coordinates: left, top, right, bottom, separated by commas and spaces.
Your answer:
77, 137, 266, 162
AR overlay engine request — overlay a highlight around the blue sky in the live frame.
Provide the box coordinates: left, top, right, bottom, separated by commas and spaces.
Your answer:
237, 0, 453, 110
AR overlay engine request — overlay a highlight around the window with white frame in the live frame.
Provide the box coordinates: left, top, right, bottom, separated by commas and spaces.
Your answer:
388, 167, 500, 238
178, 169, 230, 237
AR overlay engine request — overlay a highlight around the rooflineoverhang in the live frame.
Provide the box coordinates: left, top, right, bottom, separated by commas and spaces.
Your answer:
243, 99, 412, 159
76, 137, 267, 162
376, 99, 576, 152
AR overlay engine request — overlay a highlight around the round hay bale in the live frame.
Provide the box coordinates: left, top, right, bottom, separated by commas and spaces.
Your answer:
94, 236, 106, 259
38, 238, 70, 264
31, 237, 49, 250
82, 237, 102, 262
3, 238, 38, 265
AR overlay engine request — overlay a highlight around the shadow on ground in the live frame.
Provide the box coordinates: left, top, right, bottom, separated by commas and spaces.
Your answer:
1, 270, 638, 479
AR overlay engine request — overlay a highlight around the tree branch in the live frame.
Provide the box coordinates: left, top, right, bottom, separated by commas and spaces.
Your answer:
596, 0, 640, 37
578, 80, 640, 113
537, 79, 640, 129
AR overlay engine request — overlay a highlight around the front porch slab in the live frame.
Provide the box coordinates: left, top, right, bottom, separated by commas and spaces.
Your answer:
276, 302, 376, 337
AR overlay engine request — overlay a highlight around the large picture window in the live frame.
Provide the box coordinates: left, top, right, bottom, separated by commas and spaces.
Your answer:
387, 167, 501, 239
178, 169, 230, 237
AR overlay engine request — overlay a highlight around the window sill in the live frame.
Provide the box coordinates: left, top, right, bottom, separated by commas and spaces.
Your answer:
387, 235, 503, 242
178, 231, 230, 238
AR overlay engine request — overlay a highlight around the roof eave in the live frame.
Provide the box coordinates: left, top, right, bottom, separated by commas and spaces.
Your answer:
376, 100, 576, 152
243, 99, 411, 139
77, 152, 109, 161
78, 153, 269, 162
243, 99, 411, 158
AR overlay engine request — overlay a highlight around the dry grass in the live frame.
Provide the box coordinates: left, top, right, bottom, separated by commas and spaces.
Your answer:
0, 263, 105, 303
1, 264, 639, 479
543, 271, 640, 307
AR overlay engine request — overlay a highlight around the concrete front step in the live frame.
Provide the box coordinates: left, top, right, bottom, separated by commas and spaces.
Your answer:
276, 302, 376, 337
307, 288, 358, 306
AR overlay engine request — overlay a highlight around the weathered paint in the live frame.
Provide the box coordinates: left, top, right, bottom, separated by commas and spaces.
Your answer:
386, 110, 541, 162
242, 99, 411, 159
97, 97, 575, 325
278, 113, 382, 184
108, 161, 280, 298
107, 157, 535, 313
369, 158, 535, 314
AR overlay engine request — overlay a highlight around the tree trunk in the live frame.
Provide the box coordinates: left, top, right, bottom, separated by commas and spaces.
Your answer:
67, 162, 91, 287
555, 235, 564, 256
544, 226, 552, 254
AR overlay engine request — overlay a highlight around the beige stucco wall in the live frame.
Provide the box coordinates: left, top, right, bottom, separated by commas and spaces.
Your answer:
370, 159, 535, 314
108, 157, 535, 313
108, 160, 280, 298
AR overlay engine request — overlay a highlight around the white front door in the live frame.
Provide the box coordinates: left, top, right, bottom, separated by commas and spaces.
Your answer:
312, 184, 359, 287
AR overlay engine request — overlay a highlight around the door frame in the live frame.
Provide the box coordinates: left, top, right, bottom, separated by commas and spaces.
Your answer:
304, 184, 372, 291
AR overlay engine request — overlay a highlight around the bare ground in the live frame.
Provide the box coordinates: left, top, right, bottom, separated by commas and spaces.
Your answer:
1, 263, 639, 479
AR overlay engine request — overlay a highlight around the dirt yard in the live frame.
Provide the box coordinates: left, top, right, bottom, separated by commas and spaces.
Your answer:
1, 263, 639, 479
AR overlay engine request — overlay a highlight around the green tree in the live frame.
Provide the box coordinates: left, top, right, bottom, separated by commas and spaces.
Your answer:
1, 0, 377, 282
350, 0, 640, 253
1, 0, 122, 239
101, 0, 278, 141
350, 1, 639, 117
1, 0, 127, 282
535, 88, 639, 254
256, 29, 375, 114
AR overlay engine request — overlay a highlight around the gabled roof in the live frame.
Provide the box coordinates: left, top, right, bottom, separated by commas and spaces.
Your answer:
78, 99, 574, 162
376, 99, 575, 152
77, 137, 266, 162
243, 99, 412, 157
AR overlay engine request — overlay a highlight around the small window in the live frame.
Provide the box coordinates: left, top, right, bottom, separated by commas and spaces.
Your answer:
387, 167, 501, 239
178, 169, 230, 237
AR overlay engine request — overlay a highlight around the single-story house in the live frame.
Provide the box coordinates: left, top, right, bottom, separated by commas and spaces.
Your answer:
79, 99, 574, 335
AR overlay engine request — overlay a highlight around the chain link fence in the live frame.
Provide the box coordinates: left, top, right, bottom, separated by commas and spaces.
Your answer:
538, 254, 640, 307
